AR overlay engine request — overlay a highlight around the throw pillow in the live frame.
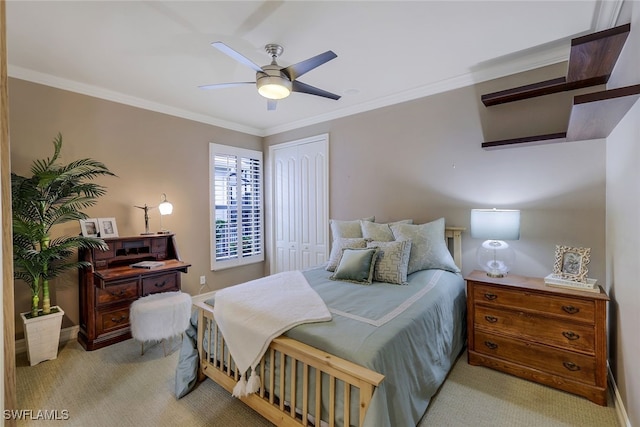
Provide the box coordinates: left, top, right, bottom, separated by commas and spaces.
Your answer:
367, 240, 412, 285
390, 218, 460, 274
361, 219, 413, 242
330, 216, 375, 240
326, 237, 367, 272
330, 247, 379, 285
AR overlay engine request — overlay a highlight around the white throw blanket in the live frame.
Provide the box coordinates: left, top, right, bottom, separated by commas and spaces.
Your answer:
213, 270, 332, 397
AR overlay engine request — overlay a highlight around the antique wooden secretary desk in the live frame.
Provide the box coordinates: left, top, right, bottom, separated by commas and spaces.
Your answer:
78, 233, 191, 350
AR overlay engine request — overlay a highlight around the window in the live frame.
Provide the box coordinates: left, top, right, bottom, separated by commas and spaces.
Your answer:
209, 143, 264, 270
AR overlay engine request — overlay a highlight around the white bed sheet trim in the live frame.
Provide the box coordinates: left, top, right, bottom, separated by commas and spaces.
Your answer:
328, 269, 443, 327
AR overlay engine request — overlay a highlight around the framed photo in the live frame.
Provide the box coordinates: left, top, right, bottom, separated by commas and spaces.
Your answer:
98, 217, 119, 239
79, 218, 99, 237
553, 245, 591, 283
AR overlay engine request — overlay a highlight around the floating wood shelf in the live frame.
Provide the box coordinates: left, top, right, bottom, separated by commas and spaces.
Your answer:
481, 24, 639, 149
482, 24, 630, 107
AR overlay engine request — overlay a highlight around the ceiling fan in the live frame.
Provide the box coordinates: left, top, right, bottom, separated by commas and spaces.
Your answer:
200, 42, 341, 110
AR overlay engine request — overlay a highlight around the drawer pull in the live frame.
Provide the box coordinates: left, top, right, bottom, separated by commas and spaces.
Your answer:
111, 315, 127, 324
154, 281, 167, 288
562, 305, 580, 314
483, 293, 498, 301
562, 331, 580, 341
484, 315, 499, 323
563, 361, 581, 372
107, 289, 125, 297
484, 341, 498, 350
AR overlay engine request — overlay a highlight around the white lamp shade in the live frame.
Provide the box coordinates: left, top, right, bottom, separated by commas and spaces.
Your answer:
158, 193, 173, 215
470, 209, 520, 241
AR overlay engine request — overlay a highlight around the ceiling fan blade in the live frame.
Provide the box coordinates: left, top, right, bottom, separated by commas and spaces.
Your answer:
282, 51, 337, 80
267, 100, 277, 111
292, 80, 341, 100
198, 82, 255, 90
211, 42, 264, 73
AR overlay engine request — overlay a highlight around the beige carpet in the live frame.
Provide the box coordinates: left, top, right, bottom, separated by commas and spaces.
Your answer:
16, 339, 619, 426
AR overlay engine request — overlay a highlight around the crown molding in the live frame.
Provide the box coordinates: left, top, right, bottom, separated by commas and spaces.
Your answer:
7, 65, 264, 137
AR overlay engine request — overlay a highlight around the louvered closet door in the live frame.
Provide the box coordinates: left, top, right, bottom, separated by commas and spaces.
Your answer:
272, 135, 329, 273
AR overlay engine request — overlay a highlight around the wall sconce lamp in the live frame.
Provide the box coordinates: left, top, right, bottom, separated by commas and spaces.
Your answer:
157, 193, 173, 234
470, 208, 521, 277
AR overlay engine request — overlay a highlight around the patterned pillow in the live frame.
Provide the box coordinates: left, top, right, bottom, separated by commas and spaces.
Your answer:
329, 216, 375, 240
330, 247, 379, 285
367, 240, 412, 285
390, 218, 460, 274
326, 238, 367, 272
361, 219, 413, 242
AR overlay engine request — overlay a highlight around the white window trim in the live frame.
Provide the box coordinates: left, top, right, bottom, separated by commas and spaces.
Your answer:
209, 143, 264, 270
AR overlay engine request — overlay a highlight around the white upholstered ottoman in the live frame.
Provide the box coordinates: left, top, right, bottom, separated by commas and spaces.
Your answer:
129, 291, 192, 356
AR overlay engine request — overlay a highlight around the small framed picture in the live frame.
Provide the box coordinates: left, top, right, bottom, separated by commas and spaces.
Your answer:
79, 218, 99, 237
98, 217, 119, 239
553, 245, 591, 283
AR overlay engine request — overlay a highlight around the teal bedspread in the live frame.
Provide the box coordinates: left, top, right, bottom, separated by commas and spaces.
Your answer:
176, 266, 466, 427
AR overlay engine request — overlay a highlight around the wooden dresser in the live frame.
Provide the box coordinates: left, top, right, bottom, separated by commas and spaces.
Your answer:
78, 234, 191, 350
466, 270, 609, 405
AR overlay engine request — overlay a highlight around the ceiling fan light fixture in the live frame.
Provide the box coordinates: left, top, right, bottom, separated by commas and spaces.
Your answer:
257, 75, 292, 100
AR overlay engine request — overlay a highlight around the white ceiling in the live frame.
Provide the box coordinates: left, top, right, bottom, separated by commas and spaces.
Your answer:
6, 1, 622, 137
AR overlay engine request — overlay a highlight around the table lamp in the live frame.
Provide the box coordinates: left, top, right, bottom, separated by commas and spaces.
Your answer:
158, 193, 173, 234
470, 208, 520, 277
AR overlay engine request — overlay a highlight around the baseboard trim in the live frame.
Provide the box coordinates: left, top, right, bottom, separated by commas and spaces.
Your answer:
608, 363, 631, 427
191, 290, 216, 304
15, 325, 79, 355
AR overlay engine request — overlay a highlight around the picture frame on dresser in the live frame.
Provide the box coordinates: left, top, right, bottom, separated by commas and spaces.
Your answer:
79, 218, 99, 237
98, 217, 119, 238
553, 245, 590, 282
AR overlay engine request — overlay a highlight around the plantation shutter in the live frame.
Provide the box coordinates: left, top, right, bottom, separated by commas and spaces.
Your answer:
210, 143, 264, 270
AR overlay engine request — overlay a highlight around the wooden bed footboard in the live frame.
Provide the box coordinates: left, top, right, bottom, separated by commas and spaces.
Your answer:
195, 301, 384, 427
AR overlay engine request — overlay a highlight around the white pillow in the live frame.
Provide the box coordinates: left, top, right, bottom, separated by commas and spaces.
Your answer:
390, 218, 460, 274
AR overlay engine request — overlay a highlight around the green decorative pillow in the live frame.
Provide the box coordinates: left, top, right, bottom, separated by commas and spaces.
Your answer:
330, 216, 375, 240
367, 240, 412, 285
361, 219, 413, 242
330, 247, 379, 285
390, 218, 460, 274
326, 238, 367, 272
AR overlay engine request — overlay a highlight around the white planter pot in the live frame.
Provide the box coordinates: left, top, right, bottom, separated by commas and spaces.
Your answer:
20, 306, 64, 366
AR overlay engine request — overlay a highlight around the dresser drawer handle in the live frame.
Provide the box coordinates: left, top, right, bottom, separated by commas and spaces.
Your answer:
562, 305, 580, 314
562, 331, 580, 341
107, 289, 125, 297
563, 361, 581, 372
154, 281, 167, 288
484, 341, 498, 350
483, 293, 498, 301
111, 315, 127, 324
484, 315, 498, 323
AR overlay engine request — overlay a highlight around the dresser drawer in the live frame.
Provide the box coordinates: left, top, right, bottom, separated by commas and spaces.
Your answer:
96, 307, 130, 335
474, 330, 597, 385
475, 305, 595, 353
96, 280, 138, 305
472, 283, 595, 323
141, 272, 178, 296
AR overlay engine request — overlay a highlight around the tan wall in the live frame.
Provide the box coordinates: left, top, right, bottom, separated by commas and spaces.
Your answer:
8, 78, 264, 337
606, 2, 640, 424
265, 64, 606, 286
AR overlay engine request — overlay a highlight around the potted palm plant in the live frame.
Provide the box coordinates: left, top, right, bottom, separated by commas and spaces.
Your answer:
12, 133, 115, 365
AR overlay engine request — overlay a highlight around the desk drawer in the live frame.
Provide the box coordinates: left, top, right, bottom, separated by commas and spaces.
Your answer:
142, 272, 178, 296
97, 307, 130, 335
96, 280, 138, 305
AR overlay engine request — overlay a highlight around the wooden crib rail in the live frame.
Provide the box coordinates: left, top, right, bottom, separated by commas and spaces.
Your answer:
194, 301, 384, 427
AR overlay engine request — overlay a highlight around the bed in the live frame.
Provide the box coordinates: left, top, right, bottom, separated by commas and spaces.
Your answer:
177, 220, 466, 427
